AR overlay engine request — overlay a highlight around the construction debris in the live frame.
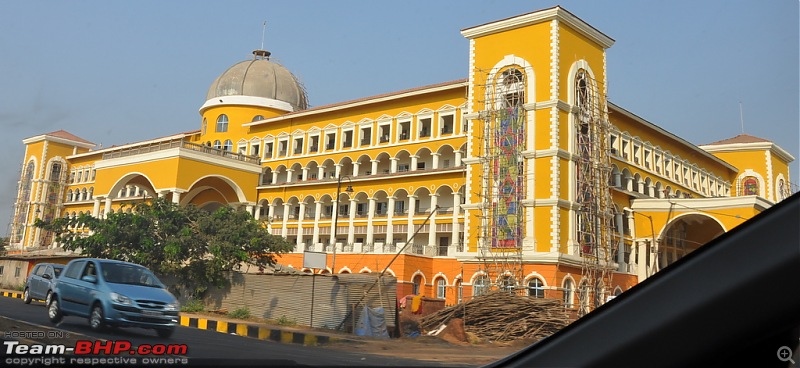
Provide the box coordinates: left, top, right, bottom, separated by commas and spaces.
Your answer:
419, 292, 571, 342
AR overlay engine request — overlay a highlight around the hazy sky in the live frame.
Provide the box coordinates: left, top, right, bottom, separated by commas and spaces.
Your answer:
1, 1, 797, 233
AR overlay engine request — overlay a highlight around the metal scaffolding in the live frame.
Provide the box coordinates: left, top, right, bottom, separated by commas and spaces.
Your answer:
475, 67, 528, 294
573, 69, 617, 316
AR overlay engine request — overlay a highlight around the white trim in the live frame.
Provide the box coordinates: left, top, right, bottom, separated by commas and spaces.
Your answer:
630, 196, 772, 212
94, 147, 262, 174
460, 6, 614, 48
244, 81, 468, 127
199, 95, 294, 115
699, 141, 796, 163
23, 135, 95, 150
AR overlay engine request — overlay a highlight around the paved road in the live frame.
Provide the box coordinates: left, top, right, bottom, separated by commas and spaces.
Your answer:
0, 296, 455, 367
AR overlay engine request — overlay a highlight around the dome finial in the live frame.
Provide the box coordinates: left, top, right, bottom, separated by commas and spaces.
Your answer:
253, 21, 271, 60
253, 49, 271, 60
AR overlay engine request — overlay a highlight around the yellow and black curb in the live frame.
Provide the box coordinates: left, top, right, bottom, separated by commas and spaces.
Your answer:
178, 315, 339, 346
1, 291, 23, 299
1, 290, 340, 347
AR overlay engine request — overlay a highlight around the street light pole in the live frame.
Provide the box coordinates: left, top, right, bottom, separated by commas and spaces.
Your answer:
331, 175, 353, 273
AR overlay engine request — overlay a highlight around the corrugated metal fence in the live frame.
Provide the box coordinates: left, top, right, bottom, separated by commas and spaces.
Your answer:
202, 273, 396, 331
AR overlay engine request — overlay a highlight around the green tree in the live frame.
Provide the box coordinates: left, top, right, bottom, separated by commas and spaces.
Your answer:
36, 198, 293, 297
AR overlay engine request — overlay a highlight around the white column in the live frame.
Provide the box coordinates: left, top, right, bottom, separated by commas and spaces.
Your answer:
92, 198, 101, 217
286, 169, 295, 183
296, 202, 306, 248
366, 197, 376, 246
431, 153, 440, 170
271, 171, 279, 184
427, 193, 438, 249
637, 240, 647, 281
352, 162, 360, 177
302, 167, 309, 181
407, 195, 417, 241
312, 200, 322, 245
370, 160, 379, 175
335, 164, 342, 178
410, 156, 419, 171
455, 150, 463, 166
254, 204, 262, 220
329, 199, 339, 246
317, 166, 325, 180
390, 158, 399, 173
451, 191, 461, 251
347, 199, 357, 246
282, 203, 290, 238
104, 197, 112, 218
386, 196, 396, 246
246, 204, 254, 216
171, 191, 181, 204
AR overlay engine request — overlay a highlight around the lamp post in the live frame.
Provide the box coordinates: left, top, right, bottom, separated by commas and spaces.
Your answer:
331, 175, 353, 273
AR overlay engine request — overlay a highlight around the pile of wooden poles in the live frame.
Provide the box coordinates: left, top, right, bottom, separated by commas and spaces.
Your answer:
419, 291, 571, 342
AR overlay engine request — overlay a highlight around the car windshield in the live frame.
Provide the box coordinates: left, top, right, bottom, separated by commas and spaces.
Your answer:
100, 262, 163, 288
53, 267, 63, 277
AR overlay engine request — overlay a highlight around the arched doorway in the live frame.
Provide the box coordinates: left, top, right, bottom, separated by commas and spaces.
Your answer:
658, 214, 725, 269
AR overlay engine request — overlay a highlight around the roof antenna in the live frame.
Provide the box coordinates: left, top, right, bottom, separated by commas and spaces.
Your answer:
253, 21, 271, 60
739, 101, 745, 134
260, 21, 267, 51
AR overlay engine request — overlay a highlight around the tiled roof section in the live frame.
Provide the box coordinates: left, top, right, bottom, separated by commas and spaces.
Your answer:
43, 130, 95, 145
704, 134, 772, 146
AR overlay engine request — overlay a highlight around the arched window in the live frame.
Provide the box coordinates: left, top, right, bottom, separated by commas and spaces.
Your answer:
473, 275, 489, 297
213, 140, 222, 149
49, 162, 62, 182
742, 176, 759, 196
223, 139, 233, 151
436, 278, 446, 299
216, 114, 229, 132
412, 274, 423, 295
528, 278, 544, 298
252, 115, 265, 122
499, 68, 525, 109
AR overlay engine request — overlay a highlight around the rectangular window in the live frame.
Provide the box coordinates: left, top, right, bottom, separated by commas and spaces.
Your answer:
309, 136, 319, 153
376, 202, 387, 215
342, 131, 353, 148
417, 162, 426, 170
278, 141, 288, 157
398, 164, 409, 172
419, 118, 431, 138
395, 201, 406, 214
251, 143, 260, 156
398, 121, 410, 141
293, 138, 303, 154
264, 142, 273, 158
14, 267, 21, 277
360, 127, 371, 146
379, 125, 390, 143
326, 133, 336, 150
440, 115, 454, 135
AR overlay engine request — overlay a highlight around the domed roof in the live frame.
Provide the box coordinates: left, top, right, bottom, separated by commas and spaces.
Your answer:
203, 50, 308, 113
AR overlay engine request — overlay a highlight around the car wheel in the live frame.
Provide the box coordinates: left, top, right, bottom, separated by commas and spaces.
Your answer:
22, 288, 31, 304
45, 291, 52, 306
48, 298, 63, 324
156, 327, 175, 338
89, 304, 105, 331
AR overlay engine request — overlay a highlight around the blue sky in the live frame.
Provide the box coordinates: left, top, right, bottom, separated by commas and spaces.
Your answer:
1, 1, 797, 233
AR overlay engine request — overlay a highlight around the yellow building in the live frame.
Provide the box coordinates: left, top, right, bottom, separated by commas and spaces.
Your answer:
9, 7, 794, 314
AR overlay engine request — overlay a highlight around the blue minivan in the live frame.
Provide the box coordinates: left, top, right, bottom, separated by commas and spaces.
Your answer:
48, 258, 179, 338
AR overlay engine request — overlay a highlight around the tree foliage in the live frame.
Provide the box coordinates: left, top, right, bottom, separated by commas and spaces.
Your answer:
36, 198, 294, 297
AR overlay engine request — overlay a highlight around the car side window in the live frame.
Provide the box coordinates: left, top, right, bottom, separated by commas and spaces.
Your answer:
63, 261, 85, 279
33, 265, 45, 276
81, 262, 97, 279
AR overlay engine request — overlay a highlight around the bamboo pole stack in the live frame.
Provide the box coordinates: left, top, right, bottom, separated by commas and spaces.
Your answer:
420, 291, 571, 342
